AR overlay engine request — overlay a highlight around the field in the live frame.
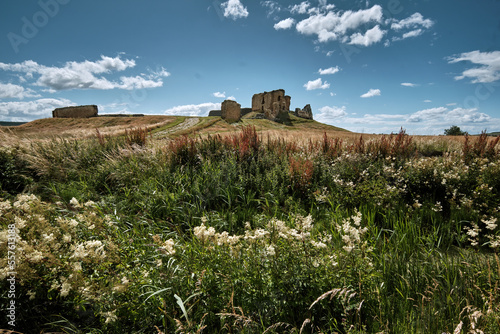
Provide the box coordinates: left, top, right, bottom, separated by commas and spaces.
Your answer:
1, 116, 500, 333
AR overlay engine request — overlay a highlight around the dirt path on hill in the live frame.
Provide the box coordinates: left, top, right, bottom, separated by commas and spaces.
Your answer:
153, 117, 199, 138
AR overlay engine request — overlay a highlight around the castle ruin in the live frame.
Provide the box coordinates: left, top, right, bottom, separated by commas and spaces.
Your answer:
210, 89, 314, 123
53, 105, 98, 118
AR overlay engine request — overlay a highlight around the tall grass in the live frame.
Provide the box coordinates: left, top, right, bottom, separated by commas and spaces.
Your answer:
1, 126, 499, 333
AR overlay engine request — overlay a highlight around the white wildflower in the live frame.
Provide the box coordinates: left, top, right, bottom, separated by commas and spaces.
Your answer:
60, 281, 72, 297
156, 259, 163, 267
482, 217, 497, 230
68, 219, 79, 228
27, 290, 36, 300
0, 200, 12, 213
14, 216, 26, 229
103, 310, 118, 324
42, 233, 55, 243
69, 197, 80, 207
265, 244, 275, 256
84, 200, 96, 207
161, 238, 176, 255
63, 234, 72, 243
28, 250, 44, 263
72, 262, 82, 271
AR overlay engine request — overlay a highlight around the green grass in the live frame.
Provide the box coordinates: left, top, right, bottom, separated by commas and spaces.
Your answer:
1, 127, 499, 333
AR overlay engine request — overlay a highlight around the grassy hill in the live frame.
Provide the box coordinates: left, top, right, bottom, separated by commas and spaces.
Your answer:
1, 114, 350, 141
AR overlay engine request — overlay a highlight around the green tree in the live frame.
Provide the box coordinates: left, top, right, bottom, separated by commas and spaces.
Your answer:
444, 125, 467, 136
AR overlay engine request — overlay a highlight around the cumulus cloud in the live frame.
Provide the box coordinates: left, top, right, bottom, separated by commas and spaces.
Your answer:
316, 105, 347, 123
360, 88, 381, 98
304, 78, 330, 90
349, 25, 385, 46
222, 0, 249, 20
295, 5, 383, 43
318, 66, 340, 75
213, 91, 226, 98
407, 106, 490, 124
447, 50, 500, 83
290, 1, 311, 14
390, 13, 434, 42
274, 18, 295, 30
401, 82, 418, 87
0, 83, 40, 99
391, 13, 434, 31
0, 98, 74, 121
0, 55, 168, 92
164, 102, 221, 117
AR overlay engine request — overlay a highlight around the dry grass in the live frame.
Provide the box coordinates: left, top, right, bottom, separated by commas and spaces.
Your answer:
3, 116, 176, 140
2, 115, 492, 155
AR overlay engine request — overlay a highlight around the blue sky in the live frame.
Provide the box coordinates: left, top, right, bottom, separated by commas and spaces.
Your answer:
1, 0, 499, 134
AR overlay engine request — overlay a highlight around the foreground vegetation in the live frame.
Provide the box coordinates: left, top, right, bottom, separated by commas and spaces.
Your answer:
1, 126, 500, 333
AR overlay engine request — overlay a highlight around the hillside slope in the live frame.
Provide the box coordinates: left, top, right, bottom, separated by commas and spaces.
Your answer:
2, 114, 350, 141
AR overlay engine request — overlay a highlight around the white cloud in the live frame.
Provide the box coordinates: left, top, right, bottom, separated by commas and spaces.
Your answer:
0, 56, 167, 91
447, 50, 500, 83
407, 106, 490, 124
316, 105, 347, 123
389, 13, 433, 42
164, 102, 221, 117
318, 66, 340, 75
295, 5, 383, 43
349, 25, 385, 46
401, 82, 417, 87
304, 78, 330, 90
0, 83, 40, 99
424, 100, 432, 103
0, 98, 74, 121
391, 13, 434, 31
222, 0, 249, 20
360, 88, 381, 98
290, 1, 311, 14
227, 96, 236, 101
213, 91, 226, 98
401, 29, 423, 39
274, 18, 295, 30
407, 107, 447, 122
261, 1, 281, 18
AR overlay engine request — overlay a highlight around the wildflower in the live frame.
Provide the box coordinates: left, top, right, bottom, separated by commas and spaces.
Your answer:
84, 200, 96, 207
42, 233, 55, 243
432, 202, 443, 212
487, 235, 500, 248
413, 200, 422, 209
68, 219, 79, 228
72, 262, 82, 271
482, 217, 497, 230
28, 250, 44, 263
27, 290, 36, 300
312, 240, 327, 248
102, 310, 118, 324
161, 238, 176, 255
14, 216, 26, 229
265, 244, 275, 256
156, 259, 163, 267
193, 223, 216, 243
63, 234, 72, 243
69, 197, 80, 207
60, 281, 72, 297
0, 200, 12, 213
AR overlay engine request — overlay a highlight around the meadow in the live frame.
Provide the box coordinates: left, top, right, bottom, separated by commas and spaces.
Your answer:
1, 122, 499, 333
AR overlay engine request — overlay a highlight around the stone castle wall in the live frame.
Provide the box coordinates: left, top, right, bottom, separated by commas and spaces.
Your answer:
53, 105, 98, 118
